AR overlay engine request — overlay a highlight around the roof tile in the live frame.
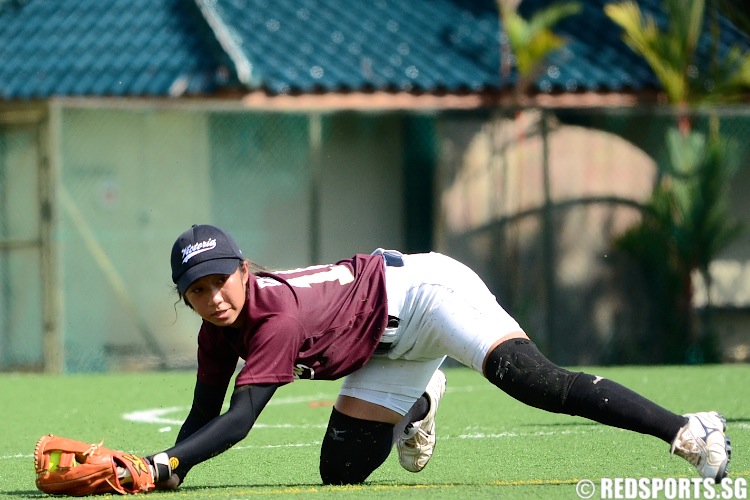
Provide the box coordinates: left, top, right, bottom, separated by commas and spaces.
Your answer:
0, 0, 227, 99
0, 0, 747, 100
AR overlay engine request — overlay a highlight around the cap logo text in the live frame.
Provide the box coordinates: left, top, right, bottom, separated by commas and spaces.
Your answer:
181, 238, 217, 264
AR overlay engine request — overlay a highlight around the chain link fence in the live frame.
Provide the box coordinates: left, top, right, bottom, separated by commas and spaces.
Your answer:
1, 103, 749, 372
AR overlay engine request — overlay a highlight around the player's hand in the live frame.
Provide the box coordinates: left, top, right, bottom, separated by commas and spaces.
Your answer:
156, 473, 182, 490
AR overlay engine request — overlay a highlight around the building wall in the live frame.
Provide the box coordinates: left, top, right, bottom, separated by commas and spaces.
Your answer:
3, 102, 748, 371
435, 109, 750, 364
52, 106, 405, 371
436, 111, 657, 364
58, 108, 213, 369
0, 121, 44, 368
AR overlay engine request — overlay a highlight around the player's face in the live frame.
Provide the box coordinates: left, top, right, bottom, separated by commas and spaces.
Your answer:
185, 262, 248, 328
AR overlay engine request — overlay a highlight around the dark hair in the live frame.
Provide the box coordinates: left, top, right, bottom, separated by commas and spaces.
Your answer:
176, 258, 270, 310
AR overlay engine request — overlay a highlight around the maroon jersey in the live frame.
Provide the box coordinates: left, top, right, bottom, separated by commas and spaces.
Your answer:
196, 253, 389, 388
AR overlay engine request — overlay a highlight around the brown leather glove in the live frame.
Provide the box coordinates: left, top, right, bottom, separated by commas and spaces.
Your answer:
34, 434, 156, 496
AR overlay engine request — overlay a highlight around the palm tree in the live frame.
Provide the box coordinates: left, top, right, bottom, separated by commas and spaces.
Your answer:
606, 0, 750, 132
497, 0, 582, 98
605, 0, 750, 362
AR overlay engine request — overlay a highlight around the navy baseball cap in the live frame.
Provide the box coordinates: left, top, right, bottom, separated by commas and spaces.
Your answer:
171, 224, 244, 294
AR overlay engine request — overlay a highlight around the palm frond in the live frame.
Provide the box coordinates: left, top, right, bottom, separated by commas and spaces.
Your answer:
499, 1, 581, 78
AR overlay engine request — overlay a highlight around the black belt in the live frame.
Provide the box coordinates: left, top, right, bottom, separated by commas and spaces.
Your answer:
375, 250, 403, 354
375, 316, 400, 354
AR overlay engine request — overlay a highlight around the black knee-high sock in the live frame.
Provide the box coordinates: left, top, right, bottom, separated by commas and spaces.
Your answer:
564, 373, 687, 443
319, 407, 394, 485
484, 338, 688, 444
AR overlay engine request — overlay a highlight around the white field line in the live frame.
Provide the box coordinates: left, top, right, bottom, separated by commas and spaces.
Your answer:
122, 386, 491, 428
2, 428, 599, 461
12, 422, 748, 461
120, 387, 488, 426
10, 384, 748, 461
7, 424, 749, 460
121, 392, 338, 427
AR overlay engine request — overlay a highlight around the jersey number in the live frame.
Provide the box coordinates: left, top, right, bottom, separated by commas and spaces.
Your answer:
258, 265, 355, 289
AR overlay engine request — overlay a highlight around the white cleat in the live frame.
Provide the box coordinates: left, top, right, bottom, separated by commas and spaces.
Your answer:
397, 369, 447, 472
671, 411, 731, 482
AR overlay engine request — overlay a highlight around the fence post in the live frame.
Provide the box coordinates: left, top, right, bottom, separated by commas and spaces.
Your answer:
42, 103, 64, 373
540, 109, 557, 359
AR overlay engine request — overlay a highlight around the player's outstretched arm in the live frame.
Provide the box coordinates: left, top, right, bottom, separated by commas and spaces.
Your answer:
156, 379, 229, 488
160, 383, 280, 484
177, 380, 229, 443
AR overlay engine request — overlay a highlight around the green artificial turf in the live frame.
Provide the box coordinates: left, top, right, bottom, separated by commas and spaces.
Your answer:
1, 364, 747, 498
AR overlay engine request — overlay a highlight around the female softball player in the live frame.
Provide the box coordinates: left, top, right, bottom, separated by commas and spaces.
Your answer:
146, 224, 730, 488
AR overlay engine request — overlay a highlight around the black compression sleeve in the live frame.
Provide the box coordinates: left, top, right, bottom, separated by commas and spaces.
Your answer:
176, 380, 228, 444
164, 383, 280, 475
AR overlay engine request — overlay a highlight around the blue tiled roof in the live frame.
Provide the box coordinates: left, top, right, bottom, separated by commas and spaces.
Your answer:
0, 0, 234, 99
0, 0, 747, 100
204, 0, 505, 94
